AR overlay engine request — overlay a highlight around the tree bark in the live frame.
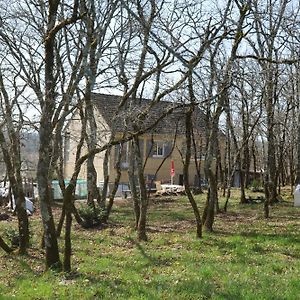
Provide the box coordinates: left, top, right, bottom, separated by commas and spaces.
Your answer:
203, 115, 221, 231
128, 141, 140, 229
56, 203, 66, 237
192, 130, 203, 193
63, 189, 73, 272
183, 103, 202, 238
100, 149, 110, 209
0, 236, 13, 253
296, 88, 300, 184
102, 145, 122, 223
37, 0, 62, 270
84, 5, 100, 210
0, 130, 29, 254
0, 72, 30, 254
133, 136, 148, 241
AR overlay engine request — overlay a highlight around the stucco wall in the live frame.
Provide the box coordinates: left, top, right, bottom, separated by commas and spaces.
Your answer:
64, 108, 111, 182
64, 111, 220, 188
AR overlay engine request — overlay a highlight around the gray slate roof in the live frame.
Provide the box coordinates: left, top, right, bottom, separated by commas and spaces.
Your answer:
92, 93, 206, 135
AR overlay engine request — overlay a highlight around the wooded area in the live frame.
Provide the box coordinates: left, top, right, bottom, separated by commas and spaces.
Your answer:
0, 0, 300, 294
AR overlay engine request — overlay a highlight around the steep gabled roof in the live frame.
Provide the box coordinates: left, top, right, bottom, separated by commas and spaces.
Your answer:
92, 93, 206, 135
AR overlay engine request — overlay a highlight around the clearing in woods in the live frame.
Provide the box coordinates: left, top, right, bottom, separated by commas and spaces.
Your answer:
0, 188, 300, 299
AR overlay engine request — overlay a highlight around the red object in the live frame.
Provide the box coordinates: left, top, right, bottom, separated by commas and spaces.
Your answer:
171, 160, 175, 177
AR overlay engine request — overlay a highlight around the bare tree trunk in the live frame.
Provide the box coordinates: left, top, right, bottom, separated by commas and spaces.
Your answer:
84, 10, 101, 210
224, 188, 231, 213
264, 172, 270, 218
71, 203, 83, 225
226, 103, 247, 204
203, 165, 218, 231
223, 119, 231, 202
54, 126, 67, 237
203, 3, 249, 229
37, 171, 61, 269
63, 190, 73, 272
102, 145, 122, 223
133, 136, 148, 241
289, 150, 295, 195
0, 236, 13, 253
202, 104, 221, 230
100, 149, 110, 209
239, 165, 247, 204
86, 157, 98, 209
183, 103, 202, 238
128, 141, 140, 229
60, 106, 88, 271
241, 98, 250, 188
37, 0, 63, 270
251, 137, 257, 179
14, 182, 30, 254
0, 130, 29, 254
250, 0, 290, 216
296, 108, 300, 184
265, 97, 277, 214
215, 139, 222, 213
64, 210, 72, 272
0, 73, 29, 254
265, 61, 278, 207
192, 130, 203, 193
56, 203, 66, 237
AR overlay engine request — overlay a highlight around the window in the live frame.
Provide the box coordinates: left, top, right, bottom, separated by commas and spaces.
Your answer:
146, 140, 171, 158
153, 141, 165, 157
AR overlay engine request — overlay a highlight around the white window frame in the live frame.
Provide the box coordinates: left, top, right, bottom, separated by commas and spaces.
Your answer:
153, 141, 165, 157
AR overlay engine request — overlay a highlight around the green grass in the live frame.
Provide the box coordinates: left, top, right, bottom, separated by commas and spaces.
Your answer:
1, 188, 300, 299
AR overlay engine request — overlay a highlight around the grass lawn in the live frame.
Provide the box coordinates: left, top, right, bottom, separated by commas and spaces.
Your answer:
1, 188, 300, 299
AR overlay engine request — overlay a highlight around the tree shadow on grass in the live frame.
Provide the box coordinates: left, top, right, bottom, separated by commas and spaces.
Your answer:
10, 254, 45, 277
126, 237, 172, 267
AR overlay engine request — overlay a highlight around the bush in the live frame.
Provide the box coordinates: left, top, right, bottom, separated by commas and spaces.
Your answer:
4, 226, 32, 248
5, 228, 19, 248
78, 204, 104, 228
250, 179, 264, 192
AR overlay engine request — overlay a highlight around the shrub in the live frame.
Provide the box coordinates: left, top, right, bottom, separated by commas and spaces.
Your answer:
250, 179, 263, 192
78, 204, 104, 228
4, 225, 32, 248
5, 227, 19, 248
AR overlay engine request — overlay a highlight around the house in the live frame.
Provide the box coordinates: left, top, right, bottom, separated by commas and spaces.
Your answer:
63, 93, 209, 194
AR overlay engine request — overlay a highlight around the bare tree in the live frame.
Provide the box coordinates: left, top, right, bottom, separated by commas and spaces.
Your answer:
0, 68, 30, 254
243, 0, 294, 217
201, 1, 250, 231
0, 0, 87, 268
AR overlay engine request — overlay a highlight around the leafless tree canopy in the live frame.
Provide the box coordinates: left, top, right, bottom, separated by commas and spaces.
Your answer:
0, 0, 300, 270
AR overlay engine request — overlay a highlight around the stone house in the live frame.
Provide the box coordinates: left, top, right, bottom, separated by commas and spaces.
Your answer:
63, 93, 209, 193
